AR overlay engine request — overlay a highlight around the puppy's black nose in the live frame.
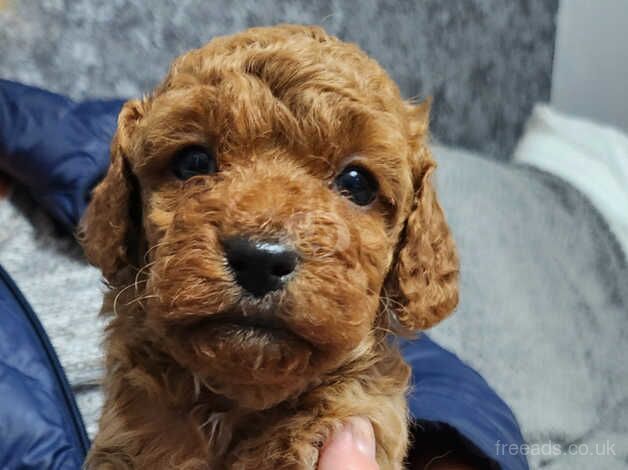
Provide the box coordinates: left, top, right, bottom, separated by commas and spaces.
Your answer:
223, 237, 298, 297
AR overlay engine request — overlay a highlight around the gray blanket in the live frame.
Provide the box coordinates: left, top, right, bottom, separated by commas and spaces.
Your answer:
1, 145, 626, 469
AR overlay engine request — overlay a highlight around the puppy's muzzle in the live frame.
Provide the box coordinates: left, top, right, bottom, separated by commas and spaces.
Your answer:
223, 237, 298, 297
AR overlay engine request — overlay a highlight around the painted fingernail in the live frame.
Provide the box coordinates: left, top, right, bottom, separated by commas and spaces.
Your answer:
346, 417, 376, 460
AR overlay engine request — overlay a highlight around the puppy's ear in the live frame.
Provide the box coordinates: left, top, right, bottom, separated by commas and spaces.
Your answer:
387, 100, 459, 331
79, 99, 144, 287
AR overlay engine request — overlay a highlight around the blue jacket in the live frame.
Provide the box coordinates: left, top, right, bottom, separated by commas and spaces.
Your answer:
0, 79, 528, 469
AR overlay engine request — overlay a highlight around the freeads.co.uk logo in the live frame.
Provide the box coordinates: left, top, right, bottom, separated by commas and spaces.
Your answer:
495, 439, 617, 457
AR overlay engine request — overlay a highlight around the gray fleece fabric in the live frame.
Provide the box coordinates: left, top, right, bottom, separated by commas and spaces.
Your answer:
0, 0, 557, 159
0, 145, 626, 469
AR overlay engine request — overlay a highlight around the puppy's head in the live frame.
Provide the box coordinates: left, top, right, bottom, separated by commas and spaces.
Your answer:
80, 25, 458, 409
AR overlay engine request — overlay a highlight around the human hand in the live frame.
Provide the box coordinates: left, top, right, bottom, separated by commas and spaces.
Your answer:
318, 417, 379, 470
318, 417, 480, 470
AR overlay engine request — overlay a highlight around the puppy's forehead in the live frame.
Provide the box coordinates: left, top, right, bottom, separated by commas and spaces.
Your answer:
137, 26, 414, 196
161, 26, 404, 111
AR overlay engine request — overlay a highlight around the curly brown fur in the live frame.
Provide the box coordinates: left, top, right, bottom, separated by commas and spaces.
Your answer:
79, 24, 459, 469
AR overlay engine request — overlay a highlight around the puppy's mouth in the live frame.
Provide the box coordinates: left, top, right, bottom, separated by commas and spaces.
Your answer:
176, 306, 317, 385
201, 311, 290, 336
192, 302, 312, 346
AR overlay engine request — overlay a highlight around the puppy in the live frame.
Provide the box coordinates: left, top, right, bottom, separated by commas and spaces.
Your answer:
80, 24, 459, 469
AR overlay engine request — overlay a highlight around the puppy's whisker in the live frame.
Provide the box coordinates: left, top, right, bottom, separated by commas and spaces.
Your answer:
388, 299, 411, 317
320, 12, 337, 25
133, 262, 156, 291
112, 282, 144, 317
373, 325, 396, 336
125, 292, 158, 307
144, 241, 171, 263
193, 375, 201, 400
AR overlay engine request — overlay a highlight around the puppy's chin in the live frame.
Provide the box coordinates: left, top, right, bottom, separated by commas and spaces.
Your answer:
155, 317, 320, 409
144, 285, 371, 408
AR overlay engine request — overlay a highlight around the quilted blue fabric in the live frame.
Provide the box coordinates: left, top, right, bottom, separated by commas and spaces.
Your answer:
0, 79, 123, 233
0, 265, 89, 469
0, 80, 527, 469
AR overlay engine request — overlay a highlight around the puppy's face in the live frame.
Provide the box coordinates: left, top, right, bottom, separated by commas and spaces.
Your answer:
81, 26, 458, 409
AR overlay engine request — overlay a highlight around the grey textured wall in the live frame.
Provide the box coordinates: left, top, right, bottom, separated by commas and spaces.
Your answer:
0, 0, 557, 159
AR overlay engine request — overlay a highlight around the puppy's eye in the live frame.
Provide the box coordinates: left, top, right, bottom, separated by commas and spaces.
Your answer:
334, 165, 378, 206
171, 146, 217, 180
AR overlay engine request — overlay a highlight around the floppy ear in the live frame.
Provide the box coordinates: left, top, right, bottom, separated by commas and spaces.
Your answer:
387, 100, 459, 331
79, 99, 145, 287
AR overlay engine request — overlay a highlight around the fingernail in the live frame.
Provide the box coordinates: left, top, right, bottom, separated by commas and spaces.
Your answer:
346, 417, 376, 460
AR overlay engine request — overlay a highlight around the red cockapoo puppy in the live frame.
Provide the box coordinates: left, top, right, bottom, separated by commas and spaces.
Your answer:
80, 24, 459, 469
